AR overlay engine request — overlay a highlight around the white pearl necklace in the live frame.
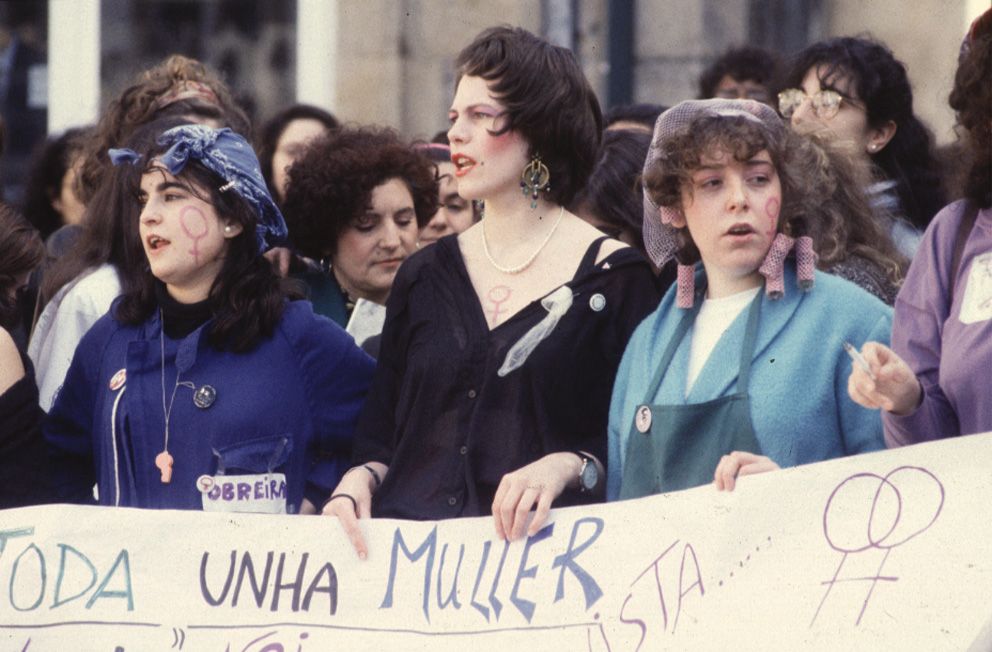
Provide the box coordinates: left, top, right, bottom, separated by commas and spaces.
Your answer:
481, 206, 565, 275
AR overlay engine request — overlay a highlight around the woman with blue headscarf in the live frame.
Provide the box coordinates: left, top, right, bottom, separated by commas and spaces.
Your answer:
44, 124, 375, 513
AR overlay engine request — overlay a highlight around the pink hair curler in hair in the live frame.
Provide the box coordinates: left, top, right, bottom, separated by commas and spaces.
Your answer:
758, 233, 795, 300
796, 235, 817, 290
676, 263, 696, 309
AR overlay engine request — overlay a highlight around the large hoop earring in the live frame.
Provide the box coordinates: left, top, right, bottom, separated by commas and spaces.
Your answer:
520, 155, 551, 209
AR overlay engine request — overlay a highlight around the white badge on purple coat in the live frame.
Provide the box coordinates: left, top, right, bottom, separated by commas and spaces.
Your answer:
959, 251, 992, 324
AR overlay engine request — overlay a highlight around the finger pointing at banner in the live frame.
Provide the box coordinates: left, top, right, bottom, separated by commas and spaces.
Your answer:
322, 463, 385, 560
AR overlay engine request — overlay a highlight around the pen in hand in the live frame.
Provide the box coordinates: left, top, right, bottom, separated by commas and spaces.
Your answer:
843, 341, 877, 381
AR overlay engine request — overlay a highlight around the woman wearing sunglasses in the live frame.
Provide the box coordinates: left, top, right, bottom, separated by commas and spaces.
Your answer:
778, 37, 945, 259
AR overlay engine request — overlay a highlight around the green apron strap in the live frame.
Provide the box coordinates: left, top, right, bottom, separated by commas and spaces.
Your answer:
735, 289, 764, 394
640, 296, 704, 401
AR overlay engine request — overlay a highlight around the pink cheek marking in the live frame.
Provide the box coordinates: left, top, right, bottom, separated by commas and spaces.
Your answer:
481, 129, 519, 157
179, 206, 211, 264
764, 197, 781, 238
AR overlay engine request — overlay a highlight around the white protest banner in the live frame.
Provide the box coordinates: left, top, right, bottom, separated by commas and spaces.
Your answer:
2, 433, 991, 651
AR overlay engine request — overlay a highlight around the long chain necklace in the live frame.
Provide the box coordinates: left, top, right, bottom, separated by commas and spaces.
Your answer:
156, 311, 194, 484
481, 205, 565, 275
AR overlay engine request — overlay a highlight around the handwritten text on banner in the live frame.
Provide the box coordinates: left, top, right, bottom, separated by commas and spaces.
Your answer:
2, 434, 991, 651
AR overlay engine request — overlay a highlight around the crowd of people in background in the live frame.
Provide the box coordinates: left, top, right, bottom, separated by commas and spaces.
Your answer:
1, 12, 989, 561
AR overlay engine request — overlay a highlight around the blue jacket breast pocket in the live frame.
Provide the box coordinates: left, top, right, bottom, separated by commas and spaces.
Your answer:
213, 434, 293, 475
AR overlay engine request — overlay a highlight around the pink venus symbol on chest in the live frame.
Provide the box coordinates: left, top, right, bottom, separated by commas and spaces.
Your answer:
179, 206, 211, 263
488, 285, 512, 323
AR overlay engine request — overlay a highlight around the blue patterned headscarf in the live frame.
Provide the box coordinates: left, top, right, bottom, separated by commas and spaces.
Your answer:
109, 124, 287, 252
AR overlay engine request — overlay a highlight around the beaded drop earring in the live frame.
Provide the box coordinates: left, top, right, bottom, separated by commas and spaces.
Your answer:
520, 155, 551, 209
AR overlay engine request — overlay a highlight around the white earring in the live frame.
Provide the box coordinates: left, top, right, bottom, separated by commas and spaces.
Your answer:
224, 225, 233, 234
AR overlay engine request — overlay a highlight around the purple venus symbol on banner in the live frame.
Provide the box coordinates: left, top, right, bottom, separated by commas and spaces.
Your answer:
811, 465, 944, 627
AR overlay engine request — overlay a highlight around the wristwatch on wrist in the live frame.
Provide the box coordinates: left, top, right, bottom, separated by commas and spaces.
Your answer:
576, 451, 600, 493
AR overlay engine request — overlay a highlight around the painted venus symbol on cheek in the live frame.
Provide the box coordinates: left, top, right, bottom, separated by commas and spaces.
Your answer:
179, 206, 211, 264
764, 197, 781, 237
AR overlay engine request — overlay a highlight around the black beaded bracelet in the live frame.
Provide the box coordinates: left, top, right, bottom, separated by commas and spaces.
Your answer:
362, 464, 382, 489
321, 493, 358, 514
346, 464, 382, 490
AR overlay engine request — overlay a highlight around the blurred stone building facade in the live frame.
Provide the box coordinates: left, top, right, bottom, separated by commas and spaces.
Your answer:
327, 0, 975, 144
0, 0, 983, 202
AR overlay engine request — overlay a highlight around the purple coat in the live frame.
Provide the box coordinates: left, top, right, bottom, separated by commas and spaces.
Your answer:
885, 200, 992, 444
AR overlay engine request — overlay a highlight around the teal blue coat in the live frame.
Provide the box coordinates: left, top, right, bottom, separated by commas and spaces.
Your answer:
607, 265, 891, 500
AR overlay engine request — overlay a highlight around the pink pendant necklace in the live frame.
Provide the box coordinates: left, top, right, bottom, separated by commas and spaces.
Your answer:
157, 311, 193, 483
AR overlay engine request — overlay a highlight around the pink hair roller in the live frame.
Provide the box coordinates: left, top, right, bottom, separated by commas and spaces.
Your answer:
758, 233, 795, 300
796, 236, 817, 290
676, 264, 695, 309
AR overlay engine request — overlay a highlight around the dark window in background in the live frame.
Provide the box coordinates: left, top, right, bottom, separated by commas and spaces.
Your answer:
0, 2, 48, 205
1, 1, 297, 205
101, 0, 296, 130
749, 0, 824, 55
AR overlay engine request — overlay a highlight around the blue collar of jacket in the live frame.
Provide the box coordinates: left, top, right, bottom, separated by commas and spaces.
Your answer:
140, 308, 212, 374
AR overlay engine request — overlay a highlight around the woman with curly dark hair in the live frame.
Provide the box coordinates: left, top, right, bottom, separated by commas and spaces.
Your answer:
698, 46, 781, 105
849, 10, 992, 445
323, 26, 659, 557
280, 126, 436, 332
43, 124, 374, 512
0, 202, 52, 507
641, 111, 907, 304
257, 103, 338, 205
610, 98, 889, 499
778, 36, 946, 257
